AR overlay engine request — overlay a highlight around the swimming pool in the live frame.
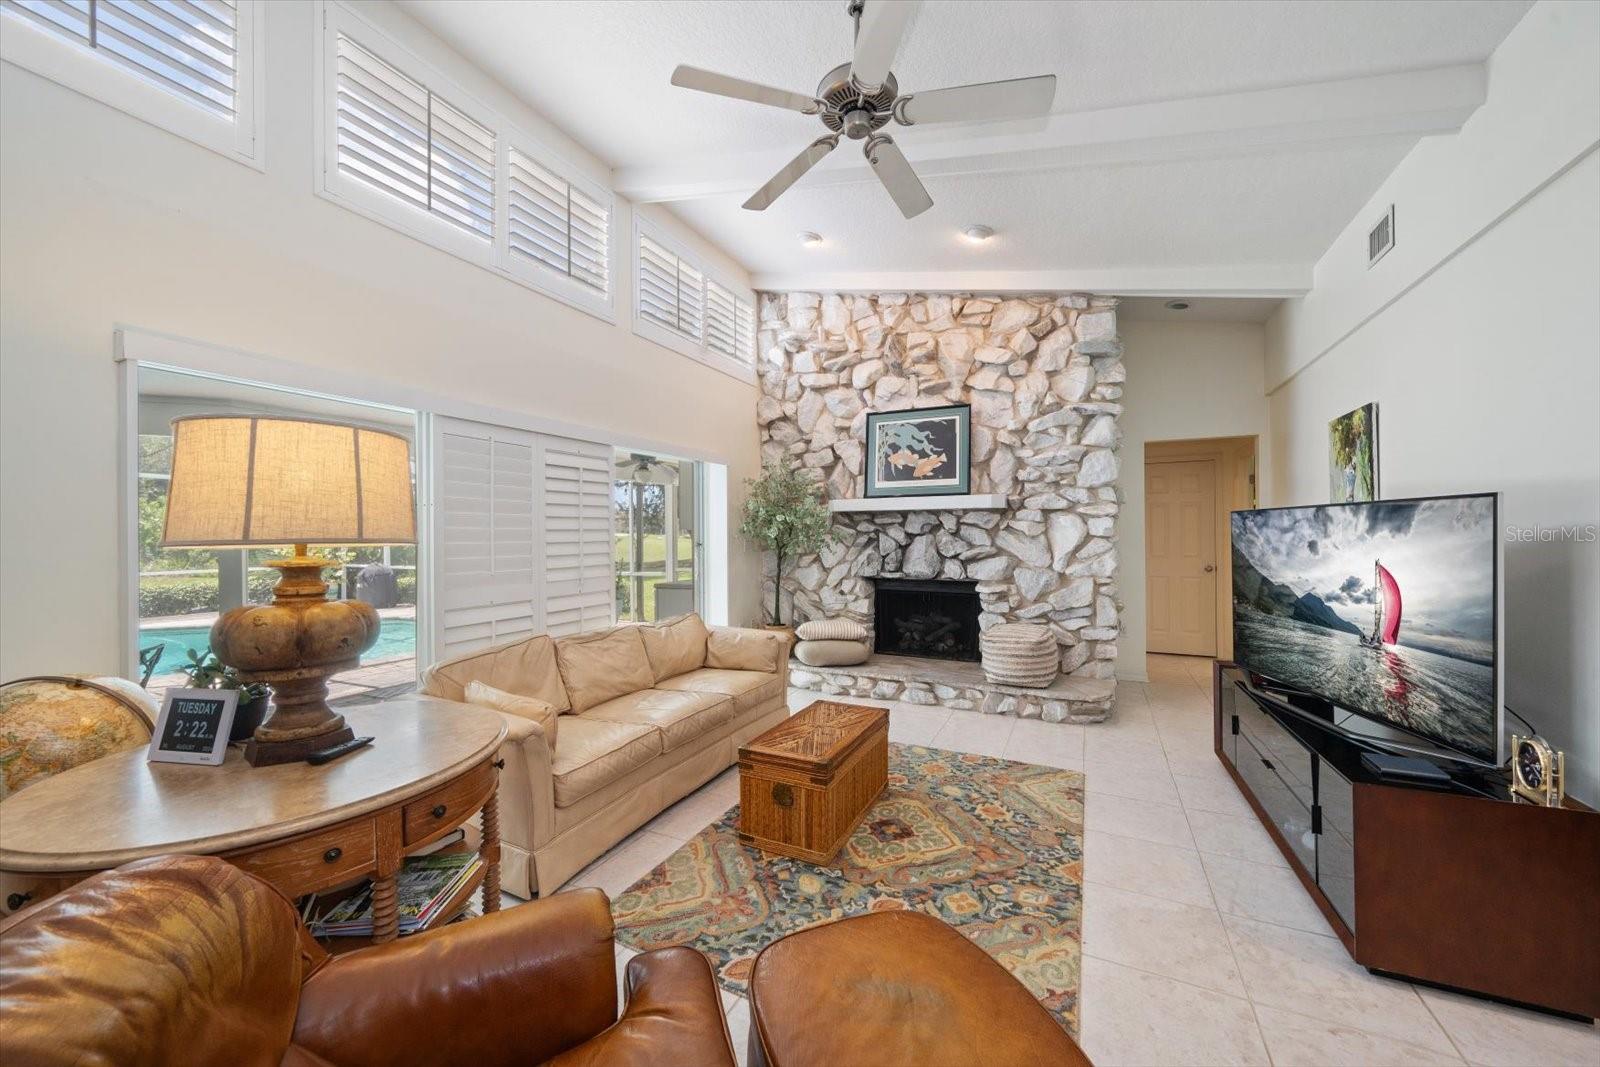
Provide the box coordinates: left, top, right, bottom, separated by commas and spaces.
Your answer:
139, 619, 418, 676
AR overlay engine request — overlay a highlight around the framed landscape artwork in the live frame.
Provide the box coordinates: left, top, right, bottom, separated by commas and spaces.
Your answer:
1329, 402, 1379, 502
865, 403, 971, 498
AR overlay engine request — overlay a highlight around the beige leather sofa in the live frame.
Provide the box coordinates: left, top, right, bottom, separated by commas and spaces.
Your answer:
421, 613, 789, 898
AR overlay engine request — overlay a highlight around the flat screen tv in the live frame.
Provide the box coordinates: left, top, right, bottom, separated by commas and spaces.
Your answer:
1230, 493, 1502, 765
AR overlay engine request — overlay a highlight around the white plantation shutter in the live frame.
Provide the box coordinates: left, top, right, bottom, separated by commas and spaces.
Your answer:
3, 0, 239, 119
638, 234, 708, 341
735, 296, 755, 362
706, 282, 754, 362
429, 94, 494, 237
637, 235, 681, 334
539, 437, 614, 636
509, 149, 610, 295
568, 185, 608, 293
429, 417, 538, 659
677, 259, 704, 340
426, 418, 613, 660
634, 223, 754, 374
704, 280, 736, 358
334, 33, 494, 240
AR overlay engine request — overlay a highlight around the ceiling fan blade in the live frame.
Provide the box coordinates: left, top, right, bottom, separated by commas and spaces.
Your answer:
743, 135, 840, 211
864, 134, 932, 219
850, 0, 920, 92
894, 74, 1057, 126
670, 65, 820, 114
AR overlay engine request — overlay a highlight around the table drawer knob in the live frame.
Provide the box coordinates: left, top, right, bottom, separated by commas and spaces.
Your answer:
323, 847, 342, 864
431, 804, 448, 819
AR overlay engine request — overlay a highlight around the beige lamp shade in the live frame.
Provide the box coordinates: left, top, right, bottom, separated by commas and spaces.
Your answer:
161, 416, 416, 547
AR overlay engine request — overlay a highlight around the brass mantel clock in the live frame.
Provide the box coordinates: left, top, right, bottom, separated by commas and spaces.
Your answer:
1509, 734, 1565, 807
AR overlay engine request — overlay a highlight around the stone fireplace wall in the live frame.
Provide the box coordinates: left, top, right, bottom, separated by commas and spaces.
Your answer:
757, 292, 1124, 680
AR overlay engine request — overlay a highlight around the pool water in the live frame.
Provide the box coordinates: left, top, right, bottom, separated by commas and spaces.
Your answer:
139, 619, 418, 676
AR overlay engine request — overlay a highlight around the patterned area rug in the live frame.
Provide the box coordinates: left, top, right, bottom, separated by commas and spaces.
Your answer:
611, 743, 1085, 1033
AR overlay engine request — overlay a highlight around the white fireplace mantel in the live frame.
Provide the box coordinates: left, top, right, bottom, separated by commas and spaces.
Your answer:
829, 494, 1009, 514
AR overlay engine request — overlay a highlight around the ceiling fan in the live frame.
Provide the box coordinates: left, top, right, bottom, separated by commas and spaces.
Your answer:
670, 0, 1056, 219
616, 452, 680, 486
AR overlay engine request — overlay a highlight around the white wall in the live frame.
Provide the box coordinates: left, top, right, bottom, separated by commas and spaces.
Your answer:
1116, 320, 1268, 679
0, 1, 764, 680
1264, 1, 1600, 802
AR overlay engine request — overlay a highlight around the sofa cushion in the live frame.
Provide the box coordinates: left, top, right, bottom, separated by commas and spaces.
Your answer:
638, 613, 710, 683
793, 640, 870, 667
555, 627, 656, 713
705, 629, 785, 674
654, 668, 784, 715
581, 689, 735, 753
795, 618, 869, 642
464, 680, 560, 747
420, 634, 570, 712
550, 717, 663, 809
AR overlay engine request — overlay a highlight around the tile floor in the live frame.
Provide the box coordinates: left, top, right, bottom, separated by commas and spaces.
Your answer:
537, 654, 1598, 1066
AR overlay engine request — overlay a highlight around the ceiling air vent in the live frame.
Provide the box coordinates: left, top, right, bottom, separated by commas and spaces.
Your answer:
1368, 205, 1396, 267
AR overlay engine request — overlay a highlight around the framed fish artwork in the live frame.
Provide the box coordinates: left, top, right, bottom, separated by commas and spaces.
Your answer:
864, 403, 971, 498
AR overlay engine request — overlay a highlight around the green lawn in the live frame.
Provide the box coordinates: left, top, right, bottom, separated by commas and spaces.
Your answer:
615, 533, 694, 620
614, 532, 693, 566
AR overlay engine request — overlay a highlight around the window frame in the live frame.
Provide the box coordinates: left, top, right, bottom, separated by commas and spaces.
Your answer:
632, 215, 757, 383
313, 1, 615, 323
0, 0, 265, 169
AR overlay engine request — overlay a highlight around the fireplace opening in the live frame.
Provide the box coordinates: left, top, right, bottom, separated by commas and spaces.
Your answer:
872, 578, 981, 662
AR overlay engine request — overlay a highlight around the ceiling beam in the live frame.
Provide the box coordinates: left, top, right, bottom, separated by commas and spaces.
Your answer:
616, 64, 1486, 203
746, 264, 1312, 297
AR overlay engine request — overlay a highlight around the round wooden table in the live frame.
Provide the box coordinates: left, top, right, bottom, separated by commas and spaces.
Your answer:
0, 696, 506, 943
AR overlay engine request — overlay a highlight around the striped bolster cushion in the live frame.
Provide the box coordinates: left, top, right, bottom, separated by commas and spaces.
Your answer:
795, 618, 869, 642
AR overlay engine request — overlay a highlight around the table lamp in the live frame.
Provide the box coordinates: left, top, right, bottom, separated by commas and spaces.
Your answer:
161, 415, 416, 766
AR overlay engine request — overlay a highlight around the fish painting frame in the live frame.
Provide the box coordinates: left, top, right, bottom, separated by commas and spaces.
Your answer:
864, 403, 971, 498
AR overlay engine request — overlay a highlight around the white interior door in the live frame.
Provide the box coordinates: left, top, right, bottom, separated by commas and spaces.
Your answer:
1146, 459, 1218, 657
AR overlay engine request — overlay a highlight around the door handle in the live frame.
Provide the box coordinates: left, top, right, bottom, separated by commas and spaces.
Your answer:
1203, 564, 1215, 572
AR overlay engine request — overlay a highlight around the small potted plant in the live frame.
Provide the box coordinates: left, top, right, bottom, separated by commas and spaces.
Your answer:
739, 463, 832, 645
182, 648, 270, 743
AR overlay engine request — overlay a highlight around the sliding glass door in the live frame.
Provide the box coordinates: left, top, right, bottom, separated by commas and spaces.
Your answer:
613, 451, 700, 622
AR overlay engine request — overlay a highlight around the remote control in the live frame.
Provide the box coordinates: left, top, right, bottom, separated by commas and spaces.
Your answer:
306, 736, 374, 765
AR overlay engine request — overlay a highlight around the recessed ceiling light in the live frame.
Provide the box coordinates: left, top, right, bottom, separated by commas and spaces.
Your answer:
1164, 299, 1191, 311
798, 231, 823, 247
961, 225, 995, 243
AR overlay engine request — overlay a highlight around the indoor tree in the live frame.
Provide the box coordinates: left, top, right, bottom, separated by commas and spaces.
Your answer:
739, 464, 832, 626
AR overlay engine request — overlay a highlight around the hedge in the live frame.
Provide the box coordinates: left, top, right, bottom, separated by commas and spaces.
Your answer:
139, 575, 276, 617
141, 572, 414, 616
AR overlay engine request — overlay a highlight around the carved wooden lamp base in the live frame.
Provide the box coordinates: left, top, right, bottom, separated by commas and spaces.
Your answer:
210, 547, 379, 768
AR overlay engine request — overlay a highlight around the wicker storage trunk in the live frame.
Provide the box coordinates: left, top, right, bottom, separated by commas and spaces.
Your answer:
738, 701, 888, 863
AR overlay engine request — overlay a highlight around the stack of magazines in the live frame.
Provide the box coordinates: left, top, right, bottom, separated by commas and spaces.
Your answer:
310, 851, 483, 938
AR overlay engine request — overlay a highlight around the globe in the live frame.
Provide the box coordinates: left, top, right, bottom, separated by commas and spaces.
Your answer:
0, 676, 156, 801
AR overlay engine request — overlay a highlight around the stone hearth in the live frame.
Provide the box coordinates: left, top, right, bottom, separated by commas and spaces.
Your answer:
757, 291, 1124, 721
790, 654, 1116, 723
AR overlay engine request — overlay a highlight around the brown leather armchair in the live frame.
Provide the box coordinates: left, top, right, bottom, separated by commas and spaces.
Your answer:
0, 855, 735, 1067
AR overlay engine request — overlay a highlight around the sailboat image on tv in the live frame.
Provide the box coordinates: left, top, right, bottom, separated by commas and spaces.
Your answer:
1359, 560, 1402, 649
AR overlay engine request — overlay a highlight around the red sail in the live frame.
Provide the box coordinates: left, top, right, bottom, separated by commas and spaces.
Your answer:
1376, 563, 1402, 645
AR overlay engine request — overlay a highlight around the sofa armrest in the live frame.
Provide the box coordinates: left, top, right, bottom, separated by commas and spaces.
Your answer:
706, 626, 789, 677
292, 888, 616, 1067
490, 708, 557, 850
546, 947, 736, 1067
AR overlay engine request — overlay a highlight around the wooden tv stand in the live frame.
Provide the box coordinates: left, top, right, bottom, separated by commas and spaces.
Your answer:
1213, 662, 1600, 1020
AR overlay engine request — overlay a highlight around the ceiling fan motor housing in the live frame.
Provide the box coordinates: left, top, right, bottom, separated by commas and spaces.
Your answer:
818, 62, 896, 138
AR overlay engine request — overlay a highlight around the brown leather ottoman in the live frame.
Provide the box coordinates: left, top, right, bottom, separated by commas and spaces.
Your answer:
746, 910, 1093, 1067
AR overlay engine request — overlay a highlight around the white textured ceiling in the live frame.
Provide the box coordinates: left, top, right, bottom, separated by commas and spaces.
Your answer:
401, 0, 1532, 288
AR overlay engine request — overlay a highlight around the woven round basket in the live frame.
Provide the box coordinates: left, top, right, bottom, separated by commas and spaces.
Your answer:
980, 624, 1059, 688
